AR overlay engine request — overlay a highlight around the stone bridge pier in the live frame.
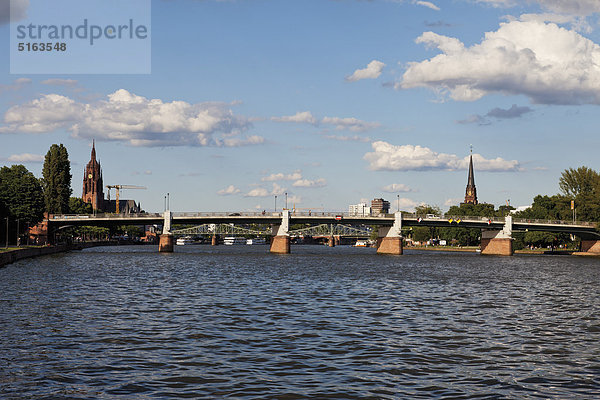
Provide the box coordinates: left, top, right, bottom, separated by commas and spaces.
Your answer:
270, 210, 290, 254
377, 212, 403, 255
159, 211, 174, 252
578, 240, 600, 255
480, 215, 513, 256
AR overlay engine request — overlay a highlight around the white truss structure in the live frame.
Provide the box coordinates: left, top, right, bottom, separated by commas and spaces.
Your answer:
171, 224, 271, 236
288, 224, 372, 237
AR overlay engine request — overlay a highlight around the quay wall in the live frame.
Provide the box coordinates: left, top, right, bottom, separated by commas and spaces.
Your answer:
0, 242, 116, 268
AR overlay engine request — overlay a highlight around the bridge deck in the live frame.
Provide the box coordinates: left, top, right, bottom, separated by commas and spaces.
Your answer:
47, 212, 598, 238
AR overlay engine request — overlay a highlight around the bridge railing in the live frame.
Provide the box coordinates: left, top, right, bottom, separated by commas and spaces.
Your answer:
48, 212, 597, 228
512, 217, 595, 227
51, 213, 163, 219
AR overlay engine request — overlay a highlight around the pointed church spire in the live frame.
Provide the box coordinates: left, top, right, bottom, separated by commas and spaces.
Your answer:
467, 148, 475, 187
91, 139, 96, 161
464, 145, 478, 205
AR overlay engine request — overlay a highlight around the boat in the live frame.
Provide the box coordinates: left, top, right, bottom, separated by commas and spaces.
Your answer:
246, 238, 266, 245
224, 237, 246, 245
354, 240, 369, 247
176, 236, 194, 245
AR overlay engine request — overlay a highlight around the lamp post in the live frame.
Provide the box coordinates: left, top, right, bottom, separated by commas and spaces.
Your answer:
16, 219, 19, 247
397, 195, 400, 212
164, 195, 166, 212
285, 192, 288, 210
274, 195, 277, 213
167, 193, 170, 211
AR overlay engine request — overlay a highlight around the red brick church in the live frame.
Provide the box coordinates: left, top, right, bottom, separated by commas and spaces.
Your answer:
82, 140, 105, 210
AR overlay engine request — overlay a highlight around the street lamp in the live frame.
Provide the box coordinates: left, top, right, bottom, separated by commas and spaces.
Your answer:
397, 195, 400, 212
285, 192, 288, 210
274, 195, 277, 213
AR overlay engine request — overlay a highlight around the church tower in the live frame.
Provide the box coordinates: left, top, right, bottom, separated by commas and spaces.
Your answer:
82, 140, 104, 210
464, 148, 478, 205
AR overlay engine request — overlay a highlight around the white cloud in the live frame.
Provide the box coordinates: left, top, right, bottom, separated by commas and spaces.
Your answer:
400, 19, 600, 104
292, 178, 327, 188
397, 198, 420, 212
261, 170, 302, 182
272, 111, 380, 132
0, 78, 31, 94
382, 183, 414, 193
271, 111, 317, 124
219, 135, 265, 147
244, 183, 287, 197
345, 60, 386, 82
217, 185, 241, 195
41, 79, 78, 87
415, 1, 440, 11
271, 183, 287, 196
245, 187, 270, 197
6, 153, 43, 163
364, 141, 521, 172
0, 89, 259, 146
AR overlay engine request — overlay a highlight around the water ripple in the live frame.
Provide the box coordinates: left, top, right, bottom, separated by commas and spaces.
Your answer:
1, 245, 599, 399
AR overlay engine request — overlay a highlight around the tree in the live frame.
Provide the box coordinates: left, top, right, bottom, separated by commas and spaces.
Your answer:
559, 166, 599, 197
42, 144, 72, 214
412, 226, 432, 243
447, 203, 495, 218
0, 165, 45, 243
68, 197, 93, 214
438, 226, 480, 246
415, 204, 441, 216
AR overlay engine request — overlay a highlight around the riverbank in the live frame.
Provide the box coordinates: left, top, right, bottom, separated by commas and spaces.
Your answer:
0, 242, 118, 267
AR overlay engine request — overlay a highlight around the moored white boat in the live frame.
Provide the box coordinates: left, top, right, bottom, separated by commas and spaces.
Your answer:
354, 240, 369, 247
224, 237, 246, 245
246, 238, 266, 245
176, 236, 194, 245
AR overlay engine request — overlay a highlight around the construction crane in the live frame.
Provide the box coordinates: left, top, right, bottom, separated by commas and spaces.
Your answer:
106, 185, 146, 213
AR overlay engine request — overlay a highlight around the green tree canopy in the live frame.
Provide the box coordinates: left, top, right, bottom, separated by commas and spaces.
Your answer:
415, 204, 441, 215
446, 203, 495, 218
559, 166, 599, 198
68, 197, 93, 214
42, 144, 72, 214
0, 165, 45, 225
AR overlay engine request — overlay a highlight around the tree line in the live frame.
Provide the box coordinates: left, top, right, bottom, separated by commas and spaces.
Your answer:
0, 144, 94, 245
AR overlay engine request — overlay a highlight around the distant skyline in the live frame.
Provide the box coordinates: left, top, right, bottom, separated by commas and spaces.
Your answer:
2, 0, 600, 213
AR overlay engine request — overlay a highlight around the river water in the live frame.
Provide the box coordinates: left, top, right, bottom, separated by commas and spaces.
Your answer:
1, 245, 599, 399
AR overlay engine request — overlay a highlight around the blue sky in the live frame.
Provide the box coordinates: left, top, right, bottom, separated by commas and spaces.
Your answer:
2, 0, 600, 213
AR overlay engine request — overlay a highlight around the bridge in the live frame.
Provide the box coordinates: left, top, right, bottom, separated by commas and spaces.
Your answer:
46, 210, 600, 256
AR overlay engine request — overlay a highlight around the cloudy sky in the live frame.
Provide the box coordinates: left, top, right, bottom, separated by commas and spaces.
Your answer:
1, 0, 600, 213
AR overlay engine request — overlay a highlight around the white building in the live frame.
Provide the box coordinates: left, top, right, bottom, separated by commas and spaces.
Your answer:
349, 202, 371, 216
